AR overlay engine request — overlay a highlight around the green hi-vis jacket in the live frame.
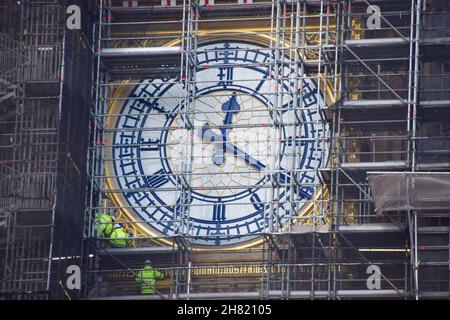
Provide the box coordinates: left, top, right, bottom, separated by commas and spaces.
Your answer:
95, 213, 131, 248
109, 227, 131, 248
95, 213, 114, 237
136, 266, 164, 294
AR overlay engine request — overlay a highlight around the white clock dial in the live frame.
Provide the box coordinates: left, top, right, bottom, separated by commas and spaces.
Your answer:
165, 90, 276, 199
109, 40, 328, 246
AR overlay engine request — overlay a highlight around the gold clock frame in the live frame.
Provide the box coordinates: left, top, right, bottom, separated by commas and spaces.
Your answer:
104, 24, 336, 251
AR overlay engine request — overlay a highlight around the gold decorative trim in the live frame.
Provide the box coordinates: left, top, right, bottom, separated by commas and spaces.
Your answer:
104, 28, 335, 251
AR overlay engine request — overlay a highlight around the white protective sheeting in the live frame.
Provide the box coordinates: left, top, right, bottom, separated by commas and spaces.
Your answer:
367, 172, 450, 214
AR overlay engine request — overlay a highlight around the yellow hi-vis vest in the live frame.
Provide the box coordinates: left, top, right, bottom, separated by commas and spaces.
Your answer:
136, 266, 163, 294
109, 227, 131, 248
95, 213, 114, 237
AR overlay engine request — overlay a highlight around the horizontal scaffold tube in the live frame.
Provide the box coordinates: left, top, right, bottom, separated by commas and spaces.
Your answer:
100, 47, 181, 57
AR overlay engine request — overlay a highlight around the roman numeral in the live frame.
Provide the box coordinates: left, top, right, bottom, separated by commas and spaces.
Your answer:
212, 203, 226, 221
175, 194, 193, 214
140, 137, 160, 152
255, 76, 267, 91
276, 170, 312, 200
250, 193, 264, 211
145, 169, 170, 188
287, 136, 305, 147
218, 67, 234, 88
138, 99, 170, 119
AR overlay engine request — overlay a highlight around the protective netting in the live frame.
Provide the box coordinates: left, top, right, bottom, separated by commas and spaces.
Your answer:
368, 173, 450, 214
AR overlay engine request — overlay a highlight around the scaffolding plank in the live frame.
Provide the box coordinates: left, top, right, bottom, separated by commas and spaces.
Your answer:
345, 38, 409, 47
100, 46, 181, 58
422, 37, 450, 46
420, 100, 450, 108
91, 289, 405, 300
342, 99, 407, 109
341, 161, 407, 170
98, 246, 178, 255
290, 223, 405, 234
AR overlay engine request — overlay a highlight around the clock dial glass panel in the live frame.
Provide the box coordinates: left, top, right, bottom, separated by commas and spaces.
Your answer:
109, 41, 328, 246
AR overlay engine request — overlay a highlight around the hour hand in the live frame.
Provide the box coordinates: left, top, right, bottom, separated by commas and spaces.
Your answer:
199, 123, 225, 165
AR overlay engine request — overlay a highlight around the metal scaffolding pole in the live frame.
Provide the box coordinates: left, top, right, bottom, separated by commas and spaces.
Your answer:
81, 0, 449, 300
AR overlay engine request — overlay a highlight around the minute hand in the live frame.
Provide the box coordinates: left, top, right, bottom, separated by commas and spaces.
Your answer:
228, 142, 311, 199
225, 141, 267, 171
201, 127, 311, 199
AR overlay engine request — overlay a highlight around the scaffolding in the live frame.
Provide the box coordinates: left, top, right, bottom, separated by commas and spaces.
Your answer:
82, 0, 450, 300
0, 0, 94, 300
1, 0, 442, 300
0, 1, 59, 299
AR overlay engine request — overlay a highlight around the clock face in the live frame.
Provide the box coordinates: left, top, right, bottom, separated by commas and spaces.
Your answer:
109, 40, 328, 247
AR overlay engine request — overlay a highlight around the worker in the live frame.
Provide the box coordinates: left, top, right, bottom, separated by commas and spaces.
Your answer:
109, 223, 132, 248
135, 259, 163, 295
94, 212, 114, 238
95, 212, 132, 248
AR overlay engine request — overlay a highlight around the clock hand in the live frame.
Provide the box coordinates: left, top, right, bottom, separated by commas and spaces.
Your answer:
228, 141, 311, 199
225, 141, 266, 171
217, 93, 240, 164
200, 124, 265, 169
221, 93, 240, 130
200, 125, 311, 199
199, 123, 226, 165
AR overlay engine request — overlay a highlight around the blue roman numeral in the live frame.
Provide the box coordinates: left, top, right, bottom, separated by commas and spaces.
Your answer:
138, 99, 169, 119
212, 203, 226, 221
145, 169, 169, 188
140, 137, 160, 152
218, 67, 234, 88
250, 193, 264, 211
287, 136, 306, 147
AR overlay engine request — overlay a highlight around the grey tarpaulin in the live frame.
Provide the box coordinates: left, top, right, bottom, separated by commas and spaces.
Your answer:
367, 172, 450, 214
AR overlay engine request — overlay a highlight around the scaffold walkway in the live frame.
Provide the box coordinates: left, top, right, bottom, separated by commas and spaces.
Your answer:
2, 0, 447, 301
